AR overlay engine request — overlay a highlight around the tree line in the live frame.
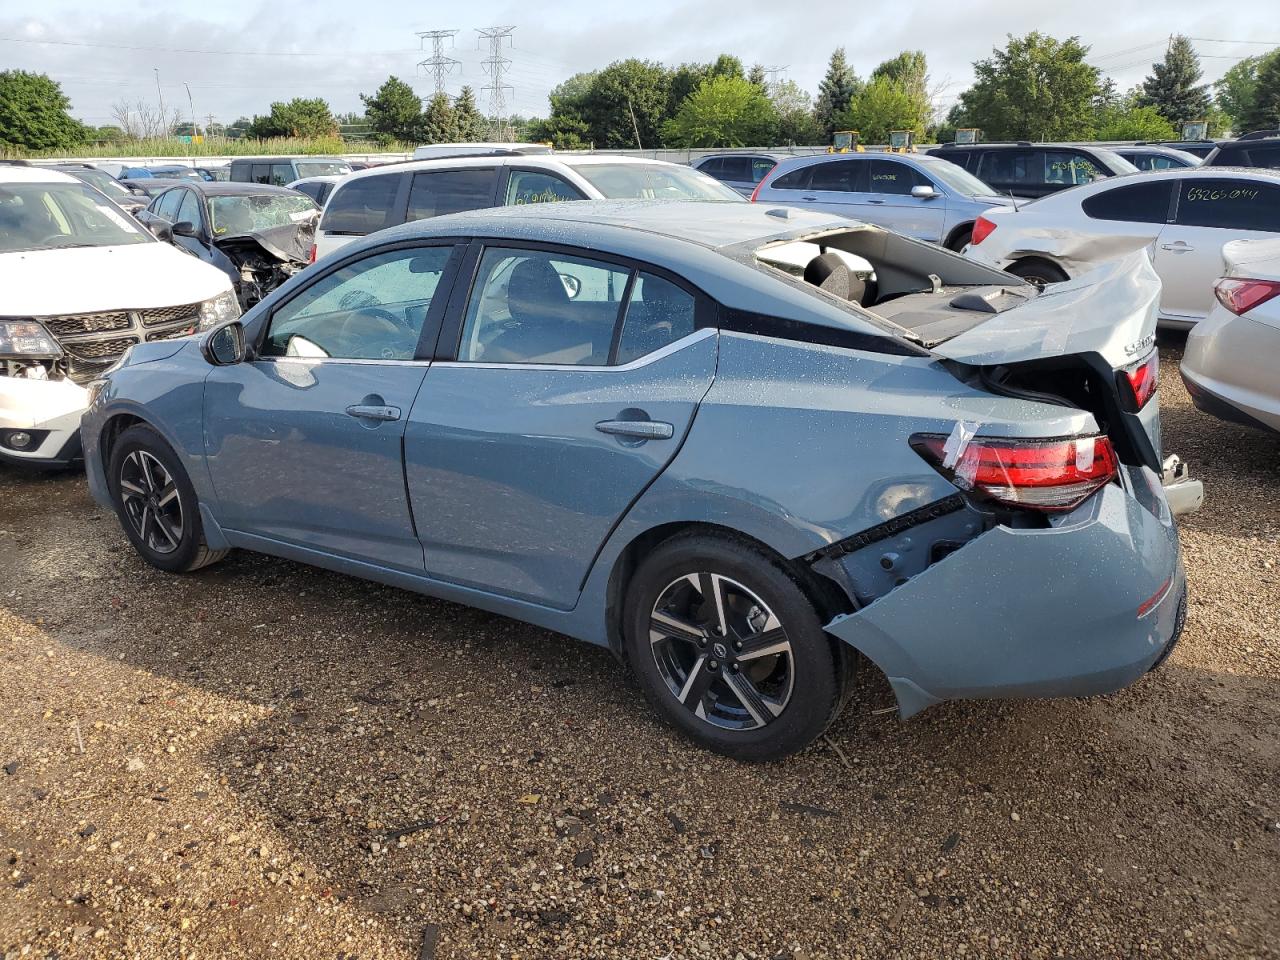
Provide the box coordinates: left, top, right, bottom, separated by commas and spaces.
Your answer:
1, 34, 1278, 154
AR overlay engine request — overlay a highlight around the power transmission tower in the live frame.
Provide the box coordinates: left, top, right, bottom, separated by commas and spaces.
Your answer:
476, 26, 515, 141
416, 29, 460, 96
763, 64, 789, 92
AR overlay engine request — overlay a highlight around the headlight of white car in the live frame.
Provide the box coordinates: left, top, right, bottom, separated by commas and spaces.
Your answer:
0, 320, 63, 359
198, 290, 242, 331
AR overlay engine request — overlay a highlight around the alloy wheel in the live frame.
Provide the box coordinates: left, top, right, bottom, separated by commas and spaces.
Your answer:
648, 573, 794, 731
119, 450, 184, 555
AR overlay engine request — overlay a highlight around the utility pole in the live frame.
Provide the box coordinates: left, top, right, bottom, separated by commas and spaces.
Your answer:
184, 82, 198, 139
416, 29, 460, 96
476, 26, 515, 142
153, 67, 166, 138
626, 97, 642, 150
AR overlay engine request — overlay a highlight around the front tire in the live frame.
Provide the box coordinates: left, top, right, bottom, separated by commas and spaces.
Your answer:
623, 534, 847, 761
107, 425, 227, 573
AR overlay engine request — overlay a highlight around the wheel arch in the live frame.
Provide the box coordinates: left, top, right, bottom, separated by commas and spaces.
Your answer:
601, 520, 855, 660
1005, 254, 1071, 282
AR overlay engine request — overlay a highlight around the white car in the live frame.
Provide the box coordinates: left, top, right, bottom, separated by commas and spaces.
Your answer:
964, 168, 1280, 328
313, 154, 742, 261
1182, 237, 1280, 434
0, 167, 239, 468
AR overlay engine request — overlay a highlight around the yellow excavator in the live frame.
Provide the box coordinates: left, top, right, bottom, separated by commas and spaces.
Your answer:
828, 130, 866, 153
886, 130, 917, 153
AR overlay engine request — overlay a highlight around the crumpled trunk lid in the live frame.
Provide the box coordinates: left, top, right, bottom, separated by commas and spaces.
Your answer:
930, 251, 1161, 372
213, 221, 314, 265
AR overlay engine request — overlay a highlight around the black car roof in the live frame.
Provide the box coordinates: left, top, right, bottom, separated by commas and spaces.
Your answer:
150, 181, 303, 197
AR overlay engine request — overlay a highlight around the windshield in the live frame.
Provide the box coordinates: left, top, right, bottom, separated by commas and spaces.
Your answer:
1092, 149, 1140, 175
573, 163, 744, 201
923, 159, 999, 197
296, 161, 352, 178
0, 182, 150, 253
209, 193, 319, 237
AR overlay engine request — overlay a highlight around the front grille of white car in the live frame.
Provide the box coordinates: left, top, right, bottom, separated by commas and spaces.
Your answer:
26, 305, 202, 383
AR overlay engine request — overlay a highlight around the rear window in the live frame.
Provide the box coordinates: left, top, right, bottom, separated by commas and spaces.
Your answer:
1082, 181, 1173, 223
320, 173, 402, 235
296, 160, 352, 178
1175, 178, 1280, 232
768, 166, 811, 190
406, 168, 497, 221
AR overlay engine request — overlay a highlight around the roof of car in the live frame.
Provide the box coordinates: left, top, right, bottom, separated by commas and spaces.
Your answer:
229, 156, 347, 163
333, 152, 693, 185
0, 166, 79, 184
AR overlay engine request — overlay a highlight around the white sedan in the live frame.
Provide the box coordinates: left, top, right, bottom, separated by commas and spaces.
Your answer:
964, 168, 1280, 328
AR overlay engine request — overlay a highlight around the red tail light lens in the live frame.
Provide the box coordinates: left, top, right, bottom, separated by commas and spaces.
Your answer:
1120, 350, 1159, 410
1214, 277, 1280, 316
308, 243, 317, 264
970, 215, 997, 246
911, 433, 1118, 512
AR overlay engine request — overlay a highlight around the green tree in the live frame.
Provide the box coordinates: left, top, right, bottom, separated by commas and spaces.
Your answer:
872, 50, 928, 91
1216, 55, 1270, 131
814, 48, 861, 137
453, 86, 489, 140
837, 76, 928, 144
527, 113, 591, 149
580, 59, 671, 148
663, 75, 776, 147
748, 64, 768, 92
0, 70, 86, 151
708, 54, 745, 80
417, 92, 459, 143
771, 79, 823, 145
1095, 104, 1176, 141
361, 76, 422, 143
1137, 36, 1211, 127
955, 33, 1100, 141
248, 98, 338, 138
1242, 53, 1280, 131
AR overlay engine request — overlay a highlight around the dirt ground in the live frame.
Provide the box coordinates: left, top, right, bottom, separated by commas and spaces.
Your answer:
1, 337, 1277, 960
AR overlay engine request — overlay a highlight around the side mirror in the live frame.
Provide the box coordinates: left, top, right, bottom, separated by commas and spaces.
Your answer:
172, 220, 199, 238
130, 186, 148, 196
911, 185, 941, 200
147, 220, 173, 242
201, 321, 246, 366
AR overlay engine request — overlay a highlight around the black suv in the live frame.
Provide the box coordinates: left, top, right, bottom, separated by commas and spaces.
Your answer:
1203, 130, 1280, 170
927, 142, 1137, 199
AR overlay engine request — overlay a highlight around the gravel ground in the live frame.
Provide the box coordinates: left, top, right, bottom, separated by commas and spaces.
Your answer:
1, 337, 1277, 960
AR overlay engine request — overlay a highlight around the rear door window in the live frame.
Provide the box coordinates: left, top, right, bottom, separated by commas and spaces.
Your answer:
250, 163, 272, 185
615, 272, 697, 365
868, 159, 929, 195
750, 157, 776, 183
320, 173, 403, 236
1174, 178, 1280, 232
720, 157, 753, 181
977, 150, 1037, 186
697, 157, 725, 177
1045, 151, 1103, 186
1082, 181, 1173, 223
407, 168, 497, 221
808, 160, 867, 192
768, 166, 812, 190
154, 189, 183, 221
269, 164, 294, 186
1241, 144, 1280, 169
503, 170, 585, 205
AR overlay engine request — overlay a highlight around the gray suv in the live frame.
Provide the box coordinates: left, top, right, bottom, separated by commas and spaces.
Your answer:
691, 153, 789, 197
752, 153, 1011, 249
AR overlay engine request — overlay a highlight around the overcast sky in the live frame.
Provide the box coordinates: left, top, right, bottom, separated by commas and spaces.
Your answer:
1, 0, 1274, 127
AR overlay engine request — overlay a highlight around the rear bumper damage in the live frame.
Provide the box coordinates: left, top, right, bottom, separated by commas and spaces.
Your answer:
822, 477, 1186, 717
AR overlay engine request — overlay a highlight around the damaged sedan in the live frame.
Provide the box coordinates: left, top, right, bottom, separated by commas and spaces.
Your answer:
138, 182, 319, 309
0, 166, 238, 468
83, 200, 1193, 759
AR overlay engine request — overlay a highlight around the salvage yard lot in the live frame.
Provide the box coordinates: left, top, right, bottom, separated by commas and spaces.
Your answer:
0, 339, 1277, 960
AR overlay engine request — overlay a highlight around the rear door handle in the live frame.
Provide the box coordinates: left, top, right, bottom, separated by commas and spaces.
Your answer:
595, 419, 674, 440
345, 404, 401, 422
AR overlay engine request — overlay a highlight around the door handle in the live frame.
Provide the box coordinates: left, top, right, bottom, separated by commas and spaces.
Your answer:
1160, 241, 1193, 252
865, 199, 885, 204
595, 419, 674, 441
800, 196, 818, 201
345, 403, 401, 422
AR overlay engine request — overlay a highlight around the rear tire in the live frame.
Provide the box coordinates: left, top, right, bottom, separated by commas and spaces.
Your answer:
623, 533, 848, 761
107, 425, 227, 573
1007, 257, 1069, 286
946, 226, 973, 252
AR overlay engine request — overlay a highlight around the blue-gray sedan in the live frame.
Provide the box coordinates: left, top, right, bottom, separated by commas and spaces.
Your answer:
81, 200, 1187, 760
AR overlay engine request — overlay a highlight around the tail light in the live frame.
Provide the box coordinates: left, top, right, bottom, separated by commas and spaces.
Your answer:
1119, 350, 1159, 410
970, 215, 997, 246
1214, 277, 1280, 316
911, 432, 1118, 512
308, 243, 317, 264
